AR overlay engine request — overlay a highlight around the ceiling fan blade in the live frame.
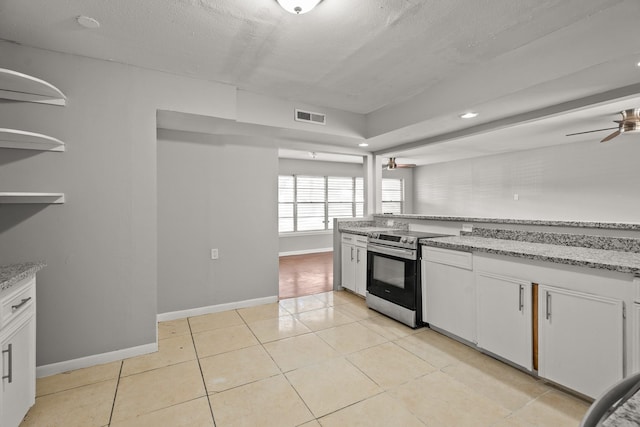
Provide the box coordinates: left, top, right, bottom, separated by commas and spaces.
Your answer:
566, 127, 619, 137
600, 130, 620, 143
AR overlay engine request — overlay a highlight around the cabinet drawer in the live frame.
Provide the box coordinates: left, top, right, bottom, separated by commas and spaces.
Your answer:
342, 233, 368, 246
342, 233, 356, 244
0, 277, 35, 330
422, 247, 473, 270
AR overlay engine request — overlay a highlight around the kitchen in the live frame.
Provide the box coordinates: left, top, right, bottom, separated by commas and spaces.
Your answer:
1, 0, 640, 426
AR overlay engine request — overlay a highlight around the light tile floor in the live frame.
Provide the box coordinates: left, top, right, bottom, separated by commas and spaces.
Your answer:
21, 291, 590, 427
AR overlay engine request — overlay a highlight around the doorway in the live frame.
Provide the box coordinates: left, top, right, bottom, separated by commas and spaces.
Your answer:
278, 251, 333, 299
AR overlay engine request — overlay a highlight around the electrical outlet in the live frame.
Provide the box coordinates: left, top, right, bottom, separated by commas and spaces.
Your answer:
462, 223, 473, 233
514, 193, 519, 201
387, 220, 394, 226
211, 249, 219, 260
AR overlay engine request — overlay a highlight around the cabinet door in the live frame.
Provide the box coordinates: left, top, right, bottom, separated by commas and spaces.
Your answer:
341, 243, 356, 292
538, 285, 623, 398
354, 246, 367, 297
1, 315, 36, 427
476, 272, 532, 370
633, 302, 640, 374
422, 256, 475, 343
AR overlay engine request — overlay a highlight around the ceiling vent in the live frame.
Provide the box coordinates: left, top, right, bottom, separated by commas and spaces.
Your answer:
295, 109, 326, 125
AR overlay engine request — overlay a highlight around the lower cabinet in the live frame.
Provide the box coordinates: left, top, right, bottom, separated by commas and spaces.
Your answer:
341, 233, 367, 296
476, 272, 532, 370
633, 303, 640, 374
422, 247, 475, 343
538, 285, 623, 398
1, 276, 36, 427
1, 315, 36, 427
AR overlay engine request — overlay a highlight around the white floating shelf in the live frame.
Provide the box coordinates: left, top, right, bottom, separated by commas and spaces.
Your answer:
0, 128, 65, 152
0, 68, 67, 106
0, 192, 65, 204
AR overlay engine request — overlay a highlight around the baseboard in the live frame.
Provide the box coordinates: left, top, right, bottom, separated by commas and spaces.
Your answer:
157, 295, 279, 322
36, 342, 158, 378
279, 247, 333, 257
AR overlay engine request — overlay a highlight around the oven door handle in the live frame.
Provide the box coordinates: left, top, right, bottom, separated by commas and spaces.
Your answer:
367, 244, 416, 260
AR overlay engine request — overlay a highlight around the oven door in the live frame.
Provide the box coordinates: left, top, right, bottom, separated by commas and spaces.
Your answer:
367, 244, 418, 310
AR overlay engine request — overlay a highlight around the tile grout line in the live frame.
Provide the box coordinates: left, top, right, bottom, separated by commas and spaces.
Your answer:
187, 316, 218, 427
107, 360, 124, 426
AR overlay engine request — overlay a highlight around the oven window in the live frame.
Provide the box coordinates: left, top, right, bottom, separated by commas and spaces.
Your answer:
372, 255, 406, 289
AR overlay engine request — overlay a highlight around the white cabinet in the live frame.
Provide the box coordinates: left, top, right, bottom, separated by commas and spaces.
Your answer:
422, 247, 475, 343
341, 233, 367, 296
476, 272, 532, 370
633, 303, 640, 374
538, 285, 623, 398
0, 276, 36, 427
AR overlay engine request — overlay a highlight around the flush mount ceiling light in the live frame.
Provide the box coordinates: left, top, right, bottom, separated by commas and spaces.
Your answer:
358, 142, 369, 147
76, 15, 100, 29
276, 0, 322, 14
460, 112, 478, 119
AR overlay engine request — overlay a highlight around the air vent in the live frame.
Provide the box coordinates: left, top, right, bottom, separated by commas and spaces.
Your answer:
295, 109, 326, 125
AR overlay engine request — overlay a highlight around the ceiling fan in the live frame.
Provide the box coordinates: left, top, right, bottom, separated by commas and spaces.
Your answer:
383, 157, 416, 170
566, 108, 640, 142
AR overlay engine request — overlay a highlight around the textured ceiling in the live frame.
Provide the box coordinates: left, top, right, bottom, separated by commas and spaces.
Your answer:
1, 0, 639, 162
0, 0, 634, 114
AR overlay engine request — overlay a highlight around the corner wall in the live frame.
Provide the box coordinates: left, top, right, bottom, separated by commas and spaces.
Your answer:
157, 130, 279, 314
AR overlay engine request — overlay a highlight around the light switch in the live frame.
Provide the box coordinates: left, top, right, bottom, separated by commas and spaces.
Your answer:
211, 249, 219, 260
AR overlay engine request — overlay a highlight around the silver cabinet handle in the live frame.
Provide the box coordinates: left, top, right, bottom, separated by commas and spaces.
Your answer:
356, 248, 361, 263
12, 297, 31, 311
518, 285, 524, 312
546, 291, 551, 320
2, 344, 12, 383
350, 247, 354, 261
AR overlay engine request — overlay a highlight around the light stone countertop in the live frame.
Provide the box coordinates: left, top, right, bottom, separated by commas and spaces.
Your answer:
340, 227, 397, 236
374, 213, 640, 231
421, 236, 640, 276
602, 385, 640, 426
0, 262, 45, 292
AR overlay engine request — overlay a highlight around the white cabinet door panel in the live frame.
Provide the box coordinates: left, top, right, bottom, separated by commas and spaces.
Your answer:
476, 272, 532, 370
422, 258, 475, 343
341, 242, 356, 293
538, 285, 623, 398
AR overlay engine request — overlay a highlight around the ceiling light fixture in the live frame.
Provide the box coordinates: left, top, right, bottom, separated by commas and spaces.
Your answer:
276, 0, 322, 14
460, 112, 478, 119
358, 142, 369, 147
76, 15, 100, 29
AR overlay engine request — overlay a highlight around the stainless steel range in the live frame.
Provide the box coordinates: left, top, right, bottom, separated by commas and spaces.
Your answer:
366, 230, 450, 328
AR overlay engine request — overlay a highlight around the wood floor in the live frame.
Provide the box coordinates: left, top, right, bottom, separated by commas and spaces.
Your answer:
279, 251, 333, 299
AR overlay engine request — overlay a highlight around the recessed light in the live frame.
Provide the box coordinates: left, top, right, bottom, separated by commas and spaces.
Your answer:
76, 15, 100, 29
637, 61, 640, 67
358, 142, 369, 147
460, 112, 478, 119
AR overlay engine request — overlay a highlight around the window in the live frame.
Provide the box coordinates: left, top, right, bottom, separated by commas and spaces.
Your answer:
278, 175, 363, 233
381, 178, 404, 214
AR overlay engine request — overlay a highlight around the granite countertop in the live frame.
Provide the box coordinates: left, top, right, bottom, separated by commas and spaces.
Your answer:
421, 236, 640, 276
340, 227, 396, 236
603, 385, 640, 426
374, 214, 640, 231
0, 262, 45, 292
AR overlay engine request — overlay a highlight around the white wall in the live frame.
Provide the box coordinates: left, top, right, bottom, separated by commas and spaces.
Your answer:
0, 41, 240, 367
413, 139, 640, 223
157, 130, 279, 314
